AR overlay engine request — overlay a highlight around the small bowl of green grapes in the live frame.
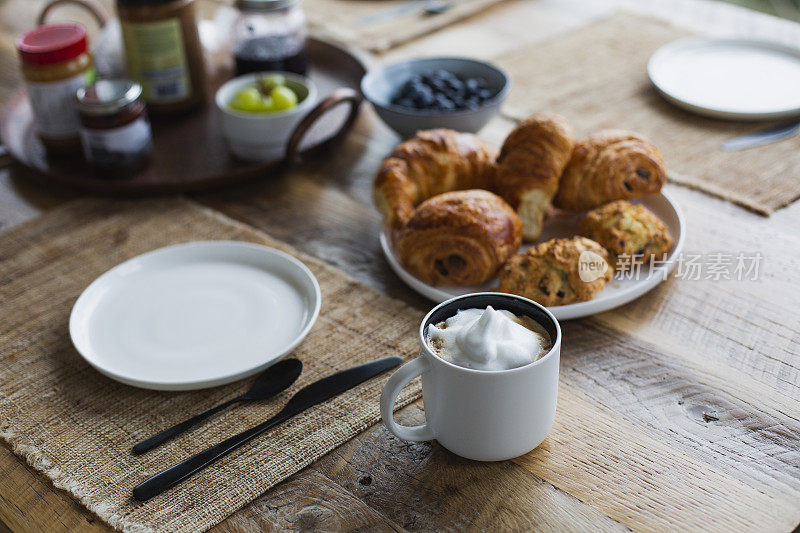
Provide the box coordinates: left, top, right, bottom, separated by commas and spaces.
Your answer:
216, 72, 318, 162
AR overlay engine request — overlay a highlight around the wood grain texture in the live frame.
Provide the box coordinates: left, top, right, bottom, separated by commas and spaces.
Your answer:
2, 0, 800, 531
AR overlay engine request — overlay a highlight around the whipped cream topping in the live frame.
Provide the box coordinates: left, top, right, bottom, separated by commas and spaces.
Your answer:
426, 306, 551, 371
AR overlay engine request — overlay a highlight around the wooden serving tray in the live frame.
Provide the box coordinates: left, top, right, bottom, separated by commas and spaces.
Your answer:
0, 38, 366, 194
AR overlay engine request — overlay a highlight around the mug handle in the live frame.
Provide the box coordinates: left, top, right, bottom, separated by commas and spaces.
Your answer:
285, 87, 362, 165
37, 0, 109, 27
380, 357, 435, 442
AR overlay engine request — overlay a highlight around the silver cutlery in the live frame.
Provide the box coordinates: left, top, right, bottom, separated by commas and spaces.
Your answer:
721, 120, 800, 151
357, 0, 453, 26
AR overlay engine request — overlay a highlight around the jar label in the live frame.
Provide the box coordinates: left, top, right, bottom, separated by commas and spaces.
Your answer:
121, 18, 192, 103
80, 116, 153, 166
26, 70, 94, 138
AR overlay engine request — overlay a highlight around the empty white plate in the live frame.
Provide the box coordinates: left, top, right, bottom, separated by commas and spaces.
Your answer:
648, 38, 800, 120
70, 241, 321, 390
381, 193, 684, 320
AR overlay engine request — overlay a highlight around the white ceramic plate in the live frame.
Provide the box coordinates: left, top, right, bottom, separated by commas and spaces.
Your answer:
381, 193, 685, 320
648, 38, 800, 120
70, 241, 321, 390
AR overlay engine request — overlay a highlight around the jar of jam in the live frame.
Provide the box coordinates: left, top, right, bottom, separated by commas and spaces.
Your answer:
117, 0, 207, 114
232, 0, 308, 76
76, 79, 153, 168
16, 23, 95, 155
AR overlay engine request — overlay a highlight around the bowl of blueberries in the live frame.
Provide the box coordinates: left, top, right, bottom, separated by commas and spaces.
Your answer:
361, 57, 510, 138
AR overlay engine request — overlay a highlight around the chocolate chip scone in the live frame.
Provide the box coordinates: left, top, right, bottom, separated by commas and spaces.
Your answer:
579, 200, 673, 270
498, 236, 612, 306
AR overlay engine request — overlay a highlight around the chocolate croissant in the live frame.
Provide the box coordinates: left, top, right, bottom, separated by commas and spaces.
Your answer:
494, 113, 574, 241
373, 129, 497, 230
553, 130, 666, 212
397, 190, 523, 285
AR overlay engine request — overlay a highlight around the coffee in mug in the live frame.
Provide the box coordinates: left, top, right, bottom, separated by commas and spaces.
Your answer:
380, 293, 561, 461
426, 306, 552, 371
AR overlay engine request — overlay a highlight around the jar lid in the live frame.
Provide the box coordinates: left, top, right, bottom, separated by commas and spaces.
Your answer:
76, 79, 143, 116
236, 0, 299, 11
16, 23, 88, 66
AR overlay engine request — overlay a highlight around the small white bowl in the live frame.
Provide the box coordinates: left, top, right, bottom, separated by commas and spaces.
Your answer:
215, 72, 318, 162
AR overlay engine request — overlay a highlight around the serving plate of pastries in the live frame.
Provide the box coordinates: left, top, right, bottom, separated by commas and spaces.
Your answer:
373, 113, 685, 320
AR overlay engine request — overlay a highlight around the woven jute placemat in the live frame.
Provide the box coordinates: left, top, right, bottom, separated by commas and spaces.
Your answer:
306, 0, 505, 52
493, 12, 800, 215
0, 198, 422, 532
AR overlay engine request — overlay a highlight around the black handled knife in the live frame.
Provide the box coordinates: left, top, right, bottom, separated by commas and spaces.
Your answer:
132, 355, 402, 501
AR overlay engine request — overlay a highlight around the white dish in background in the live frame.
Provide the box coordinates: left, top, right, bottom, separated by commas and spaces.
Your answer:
648, 38, 800, 120
381, 193, 685, 320
70, 241, 321, 390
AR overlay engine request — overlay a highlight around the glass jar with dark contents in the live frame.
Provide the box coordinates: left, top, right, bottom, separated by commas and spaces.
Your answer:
232, 0, 308, 76
76, 79, 153, 168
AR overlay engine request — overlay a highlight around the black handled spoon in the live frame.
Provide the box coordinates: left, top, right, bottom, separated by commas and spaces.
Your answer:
132, 359, 303, 455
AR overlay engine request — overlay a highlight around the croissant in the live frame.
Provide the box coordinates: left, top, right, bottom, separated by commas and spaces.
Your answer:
373, 129, 497, 230
553, 130, 666, 211
494, 113, 574, 241
397, 190, 523, 285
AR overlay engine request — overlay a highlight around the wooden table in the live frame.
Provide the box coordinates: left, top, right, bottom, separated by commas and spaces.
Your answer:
2, 0, 800, 531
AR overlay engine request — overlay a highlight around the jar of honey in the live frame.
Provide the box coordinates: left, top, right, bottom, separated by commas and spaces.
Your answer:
117, 0, 207, 114
16, 23, 95, 155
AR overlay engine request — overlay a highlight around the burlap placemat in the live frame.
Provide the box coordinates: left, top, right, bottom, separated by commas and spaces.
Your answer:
0, 198, 422, 532
306, 0, 505, 52
493, 12, 800, 215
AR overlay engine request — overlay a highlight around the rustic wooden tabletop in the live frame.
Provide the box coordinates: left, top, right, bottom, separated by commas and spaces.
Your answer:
1, 0, 800, 531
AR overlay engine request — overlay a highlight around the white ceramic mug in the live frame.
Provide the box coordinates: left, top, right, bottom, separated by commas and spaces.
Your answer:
380, 292, 561, 461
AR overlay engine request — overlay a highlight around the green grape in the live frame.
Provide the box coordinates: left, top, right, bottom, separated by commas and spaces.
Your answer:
270, 86, 298, 111
255, 95, 277, 113
230, 87, 263, 112
257, 74, 287, 95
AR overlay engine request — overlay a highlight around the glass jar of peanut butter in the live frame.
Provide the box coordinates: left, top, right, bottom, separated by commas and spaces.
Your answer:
117, 0, 207, 114
16, 23, 96, 155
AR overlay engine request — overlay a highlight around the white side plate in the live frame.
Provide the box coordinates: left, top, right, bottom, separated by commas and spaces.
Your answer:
70, 241, 321, 390
648, 38, 800, 120
381, 193, 685, 320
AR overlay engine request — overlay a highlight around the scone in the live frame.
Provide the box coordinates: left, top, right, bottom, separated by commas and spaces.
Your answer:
397, 190, 523, 286
498, 236, 612, 306
579, 200, 673, 269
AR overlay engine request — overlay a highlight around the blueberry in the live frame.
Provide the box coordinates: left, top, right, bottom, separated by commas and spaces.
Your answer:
436, 99, 455, 111
465, 78, 481, 92
435, 69, 454, 81
412, 86, 434, 107
446, 78, 464, 92
478, 89, 494, 100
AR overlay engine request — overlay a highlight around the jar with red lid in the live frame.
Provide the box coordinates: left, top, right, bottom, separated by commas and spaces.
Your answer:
16, 23, 96, 155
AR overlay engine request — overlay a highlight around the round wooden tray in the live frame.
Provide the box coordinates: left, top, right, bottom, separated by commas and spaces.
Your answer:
1, 38, 366, 194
